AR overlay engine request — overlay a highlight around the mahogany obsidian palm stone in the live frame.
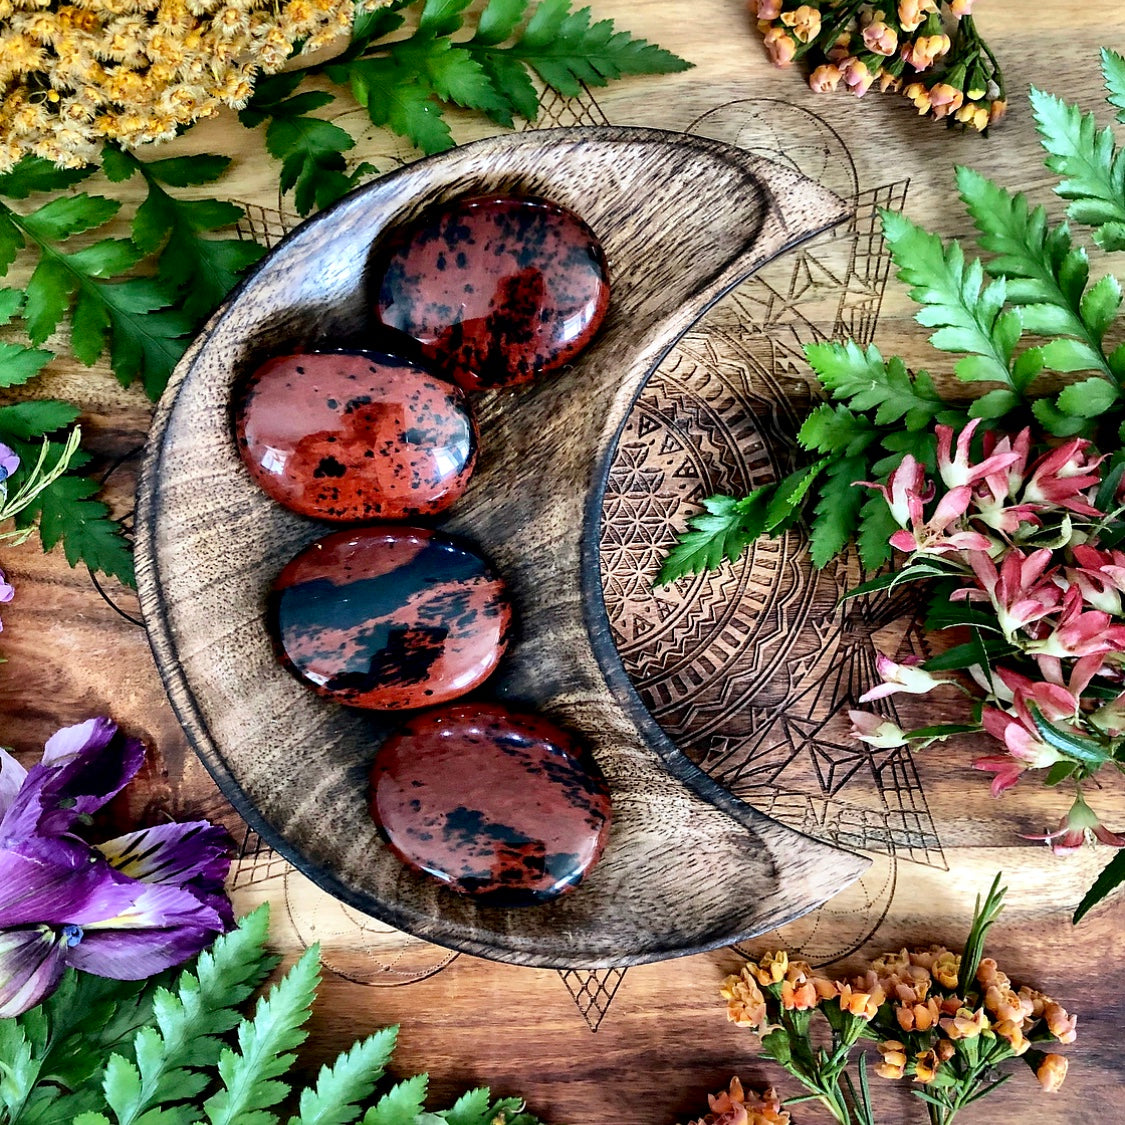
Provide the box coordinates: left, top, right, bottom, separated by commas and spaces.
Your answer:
369, 704, 612, 904
234, 351, 477, 521
370, 194, 610, 391
269, 527, 512, 710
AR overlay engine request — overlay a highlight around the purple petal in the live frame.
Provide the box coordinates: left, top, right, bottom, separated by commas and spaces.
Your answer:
83, 881, 224, 933
42, 717, 117, 768
64, 923, 219, 981
0, 849, 140, 927
0, 748, 27, 820
0, 575, 13, 604
0, 443, 20, 483
0, 720, 145, 843
69, 881, 227, 980
0, 926, 68, 1017
96, 821, 231, 890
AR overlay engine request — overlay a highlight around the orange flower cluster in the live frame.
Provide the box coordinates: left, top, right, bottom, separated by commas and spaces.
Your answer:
749, 0, 1005, 131
721, 943, 1076, 1106
680, 1077, 790, 1125
0, 0, 387, 170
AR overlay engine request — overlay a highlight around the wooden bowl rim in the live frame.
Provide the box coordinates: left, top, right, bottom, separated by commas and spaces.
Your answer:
136, 125, 862, 966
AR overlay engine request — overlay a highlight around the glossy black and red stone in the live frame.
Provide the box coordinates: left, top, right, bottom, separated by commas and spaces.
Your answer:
370, 704, 612, 904
235, 192, 615, 903
370, 195, 611, 391
270, 527, 512, 710
235, 351, 476, 522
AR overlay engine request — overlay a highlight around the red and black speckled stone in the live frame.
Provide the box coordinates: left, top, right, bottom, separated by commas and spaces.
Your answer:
234, 350, 477, 521
269, 527, 512, 710
370, 704, 612, 904
370, 195, 610, 392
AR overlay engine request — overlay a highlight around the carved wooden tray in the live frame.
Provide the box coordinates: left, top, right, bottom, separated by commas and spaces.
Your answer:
135, 126, 867, 967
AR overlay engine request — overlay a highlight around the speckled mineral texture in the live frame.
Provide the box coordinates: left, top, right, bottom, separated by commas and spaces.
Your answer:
371, 195, 610, 391
270, 527, 512, 710
369, 703, 612, 904
234, 350, 477, 521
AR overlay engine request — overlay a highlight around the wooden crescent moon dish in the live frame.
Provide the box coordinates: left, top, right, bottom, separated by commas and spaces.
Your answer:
136, 126, 870, 968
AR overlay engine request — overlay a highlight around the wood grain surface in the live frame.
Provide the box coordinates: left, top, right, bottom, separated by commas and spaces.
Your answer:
2, 1, 1124, 1122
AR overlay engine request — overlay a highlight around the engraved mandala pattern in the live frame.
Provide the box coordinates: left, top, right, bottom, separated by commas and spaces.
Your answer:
598, 99, 943, 962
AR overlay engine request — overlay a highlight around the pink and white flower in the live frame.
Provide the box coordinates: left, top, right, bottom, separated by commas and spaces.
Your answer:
1023, 795, 1125, 855
972, 428, 1041, 532
859, 654, 956, 702
1022, 439, 1104, 517
975, 668, 1079, 794
1064, 545, 1125, 615
859, 455, 931, 530
936, 420, 1020, 490
848, 709, 909, 748
1024, 585, 1125, 659
955, 549, 1061, 641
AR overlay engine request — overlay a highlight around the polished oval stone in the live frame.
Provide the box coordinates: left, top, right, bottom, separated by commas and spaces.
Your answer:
370, 703, 612, 904
371, 195, 610, 391
234, 351, 477, 521
270, 527, 512, 710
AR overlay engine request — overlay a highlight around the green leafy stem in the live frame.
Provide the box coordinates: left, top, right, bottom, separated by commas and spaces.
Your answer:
242, 0, 691, 215
0, 906, 548, 1125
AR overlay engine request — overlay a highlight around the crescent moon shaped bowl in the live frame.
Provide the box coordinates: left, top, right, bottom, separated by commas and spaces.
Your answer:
136, 126, 869, 968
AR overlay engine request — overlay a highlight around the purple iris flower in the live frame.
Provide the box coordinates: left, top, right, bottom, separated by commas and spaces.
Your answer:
0, 568, 13, 633
0, 717, 232, 1017
0, 443, 18, 484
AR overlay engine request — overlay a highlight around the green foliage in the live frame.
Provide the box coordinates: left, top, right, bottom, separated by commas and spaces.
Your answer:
101, 146, 266, 328
239, 0, 690, 213
956, 163, 1124, 433
360, 1075, 428, 1125
289, 1028, 397, 1125
804, 341, 959, 431
663, 47, 1125, 583
0, 146, 257, 582
0, 157, 187, 397
809, 454, 868, 570
1074, 847, 1125, 923
880, 209, 1023, 391
0, 909, 546, 1125
0, 402, 134, 587
239, 75, 376, 217
655, 490, 771, 586
0, 290, 52, 388
1031, 57, 1125, 252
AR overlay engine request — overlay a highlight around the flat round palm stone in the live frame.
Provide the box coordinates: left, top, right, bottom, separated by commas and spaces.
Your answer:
234, 351, 477, 521
370, 704, 612, 904
370, 195, 610, 391
270, 527, 512, 710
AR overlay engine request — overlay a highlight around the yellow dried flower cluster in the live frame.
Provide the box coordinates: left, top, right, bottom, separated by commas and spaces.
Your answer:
0, 0, 386, 171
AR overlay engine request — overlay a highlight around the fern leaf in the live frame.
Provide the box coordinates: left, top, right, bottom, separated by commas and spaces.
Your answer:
361, 1075, 429, 1125
204, 945, 320, 1125
655, 489, 772, 585
857, 491, 900, 573
288, 1027, 398, 1125
438, 1087, 491, 1125
809, 455, 868, 570
957, 165, 1118, 388
1031, 84, 1125, 251
805, 340, 958, 429
880, 210, 1020, 387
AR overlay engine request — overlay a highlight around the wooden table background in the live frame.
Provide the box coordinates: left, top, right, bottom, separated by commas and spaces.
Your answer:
3, 2, 1125, 1122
